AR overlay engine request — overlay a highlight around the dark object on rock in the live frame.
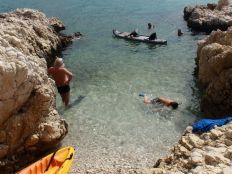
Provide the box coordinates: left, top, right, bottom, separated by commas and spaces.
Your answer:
192, 117, 232, 133
207, 3, 217, 10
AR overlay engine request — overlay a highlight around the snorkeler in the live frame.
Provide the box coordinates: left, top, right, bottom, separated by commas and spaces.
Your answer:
139, 93, 178, 109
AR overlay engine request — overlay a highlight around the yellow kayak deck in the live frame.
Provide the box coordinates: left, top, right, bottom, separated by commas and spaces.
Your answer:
17, 146, 75, 174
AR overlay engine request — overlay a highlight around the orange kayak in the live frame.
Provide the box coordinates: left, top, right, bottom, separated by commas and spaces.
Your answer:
17, 146, 75, 174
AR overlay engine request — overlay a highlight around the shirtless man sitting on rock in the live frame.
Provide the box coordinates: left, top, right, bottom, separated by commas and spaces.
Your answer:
48, 57, 73, 107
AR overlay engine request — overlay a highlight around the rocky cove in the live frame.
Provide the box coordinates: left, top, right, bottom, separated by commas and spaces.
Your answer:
139, 1, 232, 173
1, 1, 232, 174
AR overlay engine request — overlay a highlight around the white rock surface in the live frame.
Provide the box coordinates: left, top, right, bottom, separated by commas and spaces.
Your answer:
139, 122, 232, 173
0, 9, 68, 159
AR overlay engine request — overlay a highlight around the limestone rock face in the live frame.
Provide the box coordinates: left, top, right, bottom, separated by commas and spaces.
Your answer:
183, 1, 232, 32
216, 0, 230, 10
139, 122, 232, 174
0, 9, 68, 160
196, 27, 232, 116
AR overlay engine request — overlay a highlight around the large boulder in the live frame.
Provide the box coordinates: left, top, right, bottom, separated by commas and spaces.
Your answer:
0, 8, 69, 162
183, 1, 232, 32
196, 27, 232, 116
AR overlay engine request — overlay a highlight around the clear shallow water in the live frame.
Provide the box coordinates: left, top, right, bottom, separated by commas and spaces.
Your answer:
1, 0, 217, 173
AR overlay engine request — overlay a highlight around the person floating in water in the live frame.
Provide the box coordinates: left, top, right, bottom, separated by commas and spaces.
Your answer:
48, 57, 73, 107
139, 93, 178, 109
178, 29, 183, 36
148, 23, 152, 29
148, 23, 155, 29
147, 23, 157, 40
129, 30, 138, 37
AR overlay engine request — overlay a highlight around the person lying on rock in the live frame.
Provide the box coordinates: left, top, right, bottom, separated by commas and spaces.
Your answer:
139, 93, 178, 109
48, 57, 73, 107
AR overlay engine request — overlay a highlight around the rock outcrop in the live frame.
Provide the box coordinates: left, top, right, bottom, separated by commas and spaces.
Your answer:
138, 123, 232, 174
0, 8, 73, 165
196, 27, 232, 116
184, 1, 232, 32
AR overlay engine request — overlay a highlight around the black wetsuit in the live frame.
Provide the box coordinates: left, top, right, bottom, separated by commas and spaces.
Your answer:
148, 32, 157, 40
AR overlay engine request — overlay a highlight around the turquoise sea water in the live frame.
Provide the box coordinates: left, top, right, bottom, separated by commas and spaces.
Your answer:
1, 0, 217, 173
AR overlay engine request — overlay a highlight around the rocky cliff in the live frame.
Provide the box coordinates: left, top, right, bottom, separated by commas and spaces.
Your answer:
0, 8, 72, 166
184, 1, 232, 32
196, 27, 232, 116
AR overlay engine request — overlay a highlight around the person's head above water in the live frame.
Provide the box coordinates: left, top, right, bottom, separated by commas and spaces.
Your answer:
170, 102, 178, 109
54, 57, 64, 68
178, 29, 183, 36
148, 23, 152, 29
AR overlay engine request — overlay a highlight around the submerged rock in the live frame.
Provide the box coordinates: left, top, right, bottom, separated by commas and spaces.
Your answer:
0, 8, 77, 168
183, 1, 232, 32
